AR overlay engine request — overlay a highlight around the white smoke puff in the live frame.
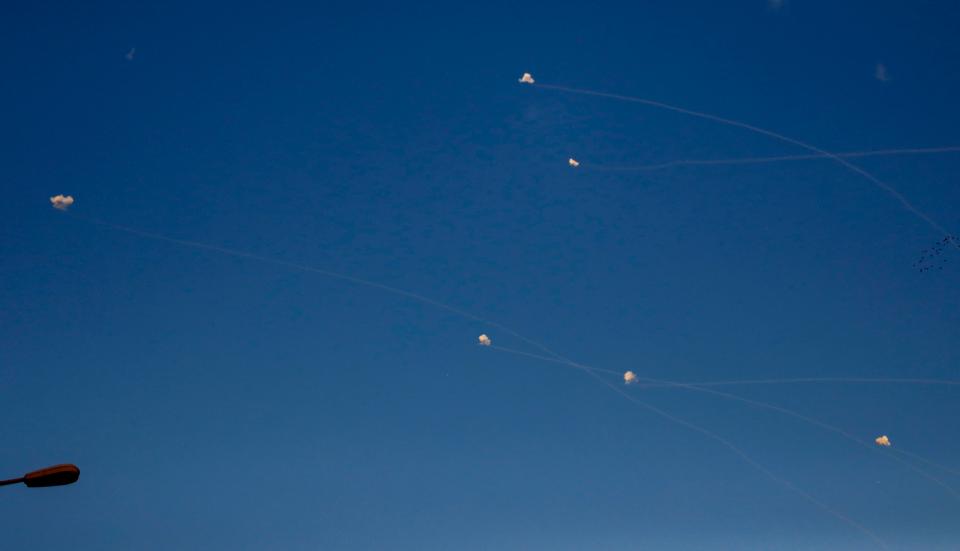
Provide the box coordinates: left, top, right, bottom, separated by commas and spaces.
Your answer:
478, 334, 491, 346
50, 195, 75, 210
875, 63, 890, 83
875, 435, 891, 447
518, 73, 535, 84
568, 158, 580, 168
624, 371, 637, 385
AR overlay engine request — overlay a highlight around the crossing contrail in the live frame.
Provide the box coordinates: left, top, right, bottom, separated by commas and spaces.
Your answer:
532, 82, 954, 238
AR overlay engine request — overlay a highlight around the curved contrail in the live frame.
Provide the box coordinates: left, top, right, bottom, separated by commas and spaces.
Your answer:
488, 345, 960, 503
532, 82, 954, 238
72, 215, 560, 361
635, 377, 960, 388
62, 212, 885, 547
586, 145, 960, 172
490, 345, 891, 547
490, 348, 960, 388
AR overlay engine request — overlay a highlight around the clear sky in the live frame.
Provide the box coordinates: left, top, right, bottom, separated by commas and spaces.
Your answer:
3, 1, 960, 549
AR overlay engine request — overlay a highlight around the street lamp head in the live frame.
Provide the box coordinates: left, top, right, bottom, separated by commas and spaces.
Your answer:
22, 464, 80, 488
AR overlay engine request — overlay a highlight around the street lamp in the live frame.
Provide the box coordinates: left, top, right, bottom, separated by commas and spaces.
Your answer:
0, 464, 80, 488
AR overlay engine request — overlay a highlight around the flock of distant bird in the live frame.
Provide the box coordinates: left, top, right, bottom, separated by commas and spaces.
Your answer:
913, 235, 959, 272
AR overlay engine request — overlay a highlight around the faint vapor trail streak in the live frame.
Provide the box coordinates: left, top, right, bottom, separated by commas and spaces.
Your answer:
65, 213, 887, 547
489, 345, 960, 503
532, 82, 954, 238
491, 345, 890, 548
635, 377, 960, 388
587, 146, 960, 172
72, 215, 561, 362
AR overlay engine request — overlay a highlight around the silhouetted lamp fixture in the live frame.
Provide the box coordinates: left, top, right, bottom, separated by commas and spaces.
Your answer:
0, 464, 80, 488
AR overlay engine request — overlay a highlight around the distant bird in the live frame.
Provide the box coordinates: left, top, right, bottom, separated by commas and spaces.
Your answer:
125, 47, 136, 61
915, 235, 957, 273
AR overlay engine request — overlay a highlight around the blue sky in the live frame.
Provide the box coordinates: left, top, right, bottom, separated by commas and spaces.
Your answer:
2, 1, 960, 549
